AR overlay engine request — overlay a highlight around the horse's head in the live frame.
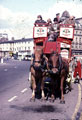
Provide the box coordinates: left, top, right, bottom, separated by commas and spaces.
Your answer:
33, 46, 43, 67
34, 46, 43, 58
49, 51, 59, 74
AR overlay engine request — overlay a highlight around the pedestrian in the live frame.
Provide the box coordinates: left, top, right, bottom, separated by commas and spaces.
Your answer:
74, 59, 81, 80
69, 57, 76, 82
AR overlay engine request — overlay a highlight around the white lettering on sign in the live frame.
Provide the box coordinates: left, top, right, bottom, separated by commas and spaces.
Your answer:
61, 43, 70, 48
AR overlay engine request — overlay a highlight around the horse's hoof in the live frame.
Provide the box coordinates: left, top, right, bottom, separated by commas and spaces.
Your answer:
49, 98, 51, 102
60, 100, 65, 104
30, 98, 35, 102
40, 99, 43, 102
50, 100, 54, 103
45, 96, 48, 101
40, 98, 46, 102
78, 81, 80, 84
49, 98, 55, 103
69, 87, 72, 92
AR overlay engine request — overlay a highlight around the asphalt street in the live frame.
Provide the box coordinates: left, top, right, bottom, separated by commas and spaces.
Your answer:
0, 59, 82, 120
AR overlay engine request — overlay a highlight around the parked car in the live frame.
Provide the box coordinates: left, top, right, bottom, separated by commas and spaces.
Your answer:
23, 55, 31, 61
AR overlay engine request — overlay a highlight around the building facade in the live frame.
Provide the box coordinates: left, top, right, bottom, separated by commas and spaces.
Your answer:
72, 18, 82, 59
0, 38, 34, 59
0, 33, 8, 42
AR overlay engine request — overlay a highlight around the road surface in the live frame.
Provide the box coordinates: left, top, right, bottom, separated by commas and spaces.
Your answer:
0, 59, 82, 120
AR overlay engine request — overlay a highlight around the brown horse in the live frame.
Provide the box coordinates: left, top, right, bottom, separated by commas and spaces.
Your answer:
30, 46, 47, 101
47, 51, 69, 103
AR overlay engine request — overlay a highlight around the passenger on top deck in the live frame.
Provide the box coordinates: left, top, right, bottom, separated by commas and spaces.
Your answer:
53, 13, 62, 24
53, 13, 62, 41
47, 18, 55, 41
60, 10, 75, 27
64, 16, 75, 27
47, 13, 62, 42
34, 15, 46, 26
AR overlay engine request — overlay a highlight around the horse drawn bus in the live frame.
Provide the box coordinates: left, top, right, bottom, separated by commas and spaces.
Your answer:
30, 18, 75, 103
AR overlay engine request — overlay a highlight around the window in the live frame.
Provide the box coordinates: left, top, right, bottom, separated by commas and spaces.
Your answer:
79, 37, 81, 40
79, 31, 81, 34
28, 47, 30, 50
79, 45, 81, 49
76, 37, 78, 44
76, 37, 77, 42
75, 42, 78, 45
79, 38, 81, 43
75, 45, 78, 49
19, 47, 21, 50
79, 43, 81, 45
76, 31, 78, 34
72, 42, 74, 44
76, 37, 77, 40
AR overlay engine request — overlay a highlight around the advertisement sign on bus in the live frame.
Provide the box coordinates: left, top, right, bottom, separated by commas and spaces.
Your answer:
60, 27, 74, 39
33, 27, 47, 38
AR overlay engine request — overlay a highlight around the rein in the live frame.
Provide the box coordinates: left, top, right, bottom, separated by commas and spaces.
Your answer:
50, 53, 62, 73
34, 60, 41, 63
52, 66, 58, 69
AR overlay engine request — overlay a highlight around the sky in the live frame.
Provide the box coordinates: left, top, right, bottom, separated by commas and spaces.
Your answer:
0, 0, 82, 40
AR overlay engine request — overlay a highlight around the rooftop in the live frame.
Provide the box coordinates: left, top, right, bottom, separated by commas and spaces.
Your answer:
0, 38, 33, 44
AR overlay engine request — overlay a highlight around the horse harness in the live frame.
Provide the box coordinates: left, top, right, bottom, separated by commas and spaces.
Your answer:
31, 54, 46, 72
49, 53, 64, 74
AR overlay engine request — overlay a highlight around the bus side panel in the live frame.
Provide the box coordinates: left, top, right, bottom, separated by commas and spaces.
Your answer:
43, 41, 60, 54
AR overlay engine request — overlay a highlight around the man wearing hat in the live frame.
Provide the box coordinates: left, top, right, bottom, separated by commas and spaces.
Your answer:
53, 13, 61, 24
